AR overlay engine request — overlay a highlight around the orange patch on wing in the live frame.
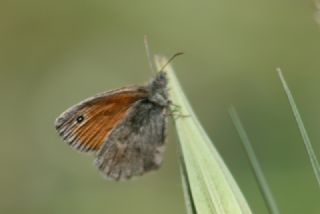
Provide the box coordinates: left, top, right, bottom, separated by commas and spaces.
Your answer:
55, 87, 148, 153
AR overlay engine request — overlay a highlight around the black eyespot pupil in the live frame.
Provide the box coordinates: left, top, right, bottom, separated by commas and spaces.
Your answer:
76, 115, 84, 123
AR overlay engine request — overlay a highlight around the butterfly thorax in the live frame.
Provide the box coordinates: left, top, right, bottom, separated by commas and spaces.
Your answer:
146, 71, 169, 107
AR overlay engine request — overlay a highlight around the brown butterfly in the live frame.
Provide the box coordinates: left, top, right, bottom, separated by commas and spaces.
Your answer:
54, 53, 182, 181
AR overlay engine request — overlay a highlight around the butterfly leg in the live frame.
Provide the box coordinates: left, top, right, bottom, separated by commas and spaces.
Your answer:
167, 101, 189, 119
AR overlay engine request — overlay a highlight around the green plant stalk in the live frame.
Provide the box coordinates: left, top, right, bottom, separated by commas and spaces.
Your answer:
229, 107, 279, 214
180, 154, 197, 214
278, 69, 320, 187
155, 56, 252, 214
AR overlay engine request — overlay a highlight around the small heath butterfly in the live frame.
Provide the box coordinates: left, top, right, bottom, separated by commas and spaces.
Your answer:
55, 52, 182, 181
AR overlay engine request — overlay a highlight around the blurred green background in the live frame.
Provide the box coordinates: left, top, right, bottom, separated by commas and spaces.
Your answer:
1, 0, 320, 213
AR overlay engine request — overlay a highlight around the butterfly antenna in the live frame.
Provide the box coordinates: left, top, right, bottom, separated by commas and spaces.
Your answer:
160, 52, 184, 71
144, 35, 156, 74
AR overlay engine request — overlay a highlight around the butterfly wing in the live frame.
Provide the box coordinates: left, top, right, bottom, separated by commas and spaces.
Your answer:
55, 86, 149, 153
94, 100, 167, 180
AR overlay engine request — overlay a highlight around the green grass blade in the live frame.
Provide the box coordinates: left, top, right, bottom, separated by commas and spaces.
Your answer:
229, 107, 280, 214
180, 154, 197, 214
155, 56, 252, 214
278, 68, 320, 187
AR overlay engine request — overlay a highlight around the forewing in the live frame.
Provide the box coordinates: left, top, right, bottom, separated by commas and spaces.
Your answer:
95, 100, 167, 180
55, 86, 148, 153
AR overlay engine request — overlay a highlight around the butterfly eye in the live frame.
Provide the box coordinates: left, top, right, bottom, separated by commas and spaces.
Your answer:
76, 115, 85, 123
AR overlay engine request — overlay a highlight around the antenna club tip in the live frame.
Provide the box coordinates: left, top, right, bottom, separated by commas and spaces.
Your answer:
175, 52, 184, 56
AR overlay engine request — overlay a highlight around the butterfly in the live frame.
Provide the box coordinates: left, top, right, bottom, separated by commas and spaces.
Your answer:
54, 53, 182, 181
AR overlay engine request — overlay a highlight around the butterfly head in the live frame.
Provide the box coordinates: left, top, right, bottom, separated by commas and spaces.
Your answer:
150, 70, 167, 88
147, 71, 169, 106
